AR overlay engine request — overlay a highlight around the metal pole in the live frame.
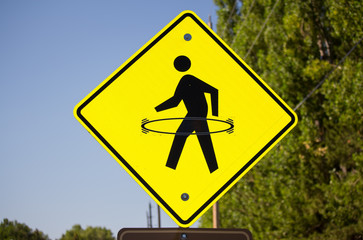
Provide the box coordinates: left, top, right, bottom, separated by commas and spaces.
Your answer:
213, 201, 220, 228
157, 204, 161, 228
146, 211, 150, 228
149, 202, 153, 228
208, 15, 213, 29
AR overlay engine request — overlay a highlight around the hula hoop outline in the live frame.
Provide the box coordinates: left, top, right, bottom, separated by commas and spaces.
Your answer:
141, 117, 234, 135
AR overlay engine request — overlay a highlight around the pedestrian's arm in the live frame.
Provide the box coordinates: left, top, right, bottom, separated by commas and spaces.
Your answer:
210, 88, 218, 117
155, 96, 181, 112
198, 80, 218, 116
155, 79, 184, 112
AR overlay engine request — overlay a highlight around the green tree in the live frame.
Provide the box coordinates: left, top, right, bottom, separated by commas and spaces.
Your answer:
200, 0, 363, 239
0, 218, 50, 240
60, 224, 114, 240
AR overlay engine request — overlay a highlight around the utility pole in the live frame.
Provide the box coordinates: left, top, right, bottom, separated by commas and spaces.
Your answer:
208, 15, 213, 29
213, 201, 220, 228
147, 202, 161, 228
146, 211, 150, 228
157, 204, 161, 228
149, 202, 153, 228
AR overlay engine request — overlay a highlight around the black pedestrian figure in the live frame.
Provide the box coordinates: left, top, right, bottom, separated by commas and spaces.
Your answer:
155, 56, 219, 173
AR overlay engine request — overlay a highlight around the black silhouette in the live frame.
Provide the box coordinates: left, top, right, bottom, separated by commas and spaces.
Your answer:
155, 56, 219, 173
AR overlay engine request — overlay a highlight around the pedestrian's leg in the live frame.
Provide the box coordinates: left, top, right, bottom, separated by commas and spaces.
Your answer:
196, 121, 218, 173
166, 135, 187, 169
166, 119, 192, 170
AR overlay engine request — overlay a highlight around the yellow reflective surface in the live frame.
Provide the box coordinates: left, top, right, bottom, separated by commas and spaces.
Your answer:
74, 11, 297, 227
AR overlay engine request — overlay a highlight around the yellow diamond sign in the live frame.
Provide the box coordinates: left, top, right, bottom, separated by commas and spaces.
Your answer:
74, 11, 297, 227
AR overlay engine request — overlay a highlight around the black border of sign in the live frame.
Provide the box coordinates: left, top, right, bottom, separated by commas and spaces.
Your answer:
76, 12, 296, 225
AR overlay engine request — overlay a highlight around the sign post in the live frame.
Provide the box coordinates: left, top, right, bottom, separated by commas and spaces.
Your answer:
74, 10, 297, 228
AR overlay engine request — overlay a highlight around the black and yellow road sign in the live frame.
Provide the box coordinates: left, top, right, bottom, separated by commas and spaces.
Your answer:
74, 11, 297, 227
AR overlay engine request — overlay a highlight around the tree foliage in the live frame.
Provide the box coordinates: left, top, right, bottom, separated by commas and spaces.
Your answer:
0, 218, 50, 240
60, 224, 114, 240
200, 0, 363, 239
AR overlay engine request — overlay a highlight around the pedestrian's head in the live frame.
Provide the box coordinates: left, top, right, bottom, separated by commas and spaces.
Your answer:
174, 55, 191, 72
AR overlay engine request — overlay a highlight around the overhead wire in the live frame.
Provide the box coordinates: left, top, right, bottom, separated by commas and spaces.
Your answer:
231, 0, 256, 47
221, 0, 239, 39
243, 0, 281, 59
293, 36, 363, 111
223, 1, 361, 111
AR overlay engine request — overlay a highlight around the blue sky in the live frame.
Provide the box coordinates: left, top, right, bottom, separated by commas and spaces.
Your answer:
0, 1, 218, 239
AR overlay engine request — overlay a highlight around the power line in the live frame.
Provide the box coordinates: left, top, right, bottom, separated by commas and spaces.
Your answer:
244, 0, 281, 59
231, 0, 256, 47
222, 0, 239, 39
293, 36, 363, 111
221, 1, 361, 112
